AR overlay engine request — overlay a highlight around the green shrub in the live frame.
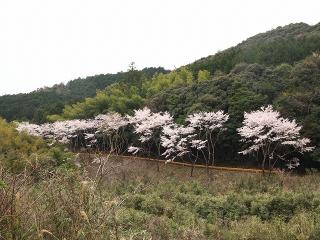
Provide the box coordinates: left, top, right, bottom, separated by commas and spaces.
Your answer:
146, 216, 176, 240
117, 208, 148, 230
141, 195, 166, 215
124, 194, 146, 210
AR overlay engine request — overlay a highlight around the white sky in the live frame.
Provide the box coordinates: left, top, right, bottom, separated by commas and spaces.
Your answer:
0, 0, 319, 96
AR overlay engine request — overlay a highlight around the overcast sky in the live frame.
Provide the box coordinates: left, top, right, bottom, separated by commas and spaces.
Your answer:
0, 0, 319, 95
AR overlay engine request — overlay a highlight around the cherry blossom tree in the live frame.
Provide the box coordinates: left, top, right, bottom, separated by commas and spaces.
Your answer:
17, 113, 129, 185
189, 139, 207, 176
127, 107, 173, 171
17, 119, 91, 146
161, 123, 210, 176
186, 110, 229, 167
237, 105, 314, 172
16, 112, 129, 153
161, 123, 195, 160
95, 112, 128, 154
16, 122, 43, 137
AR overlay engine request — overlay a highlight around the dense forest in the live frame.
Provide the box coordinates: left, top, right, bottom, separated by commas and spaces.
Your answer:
0, 67, 168, 123
148, 55, 320, 166
187, 22, 320, 75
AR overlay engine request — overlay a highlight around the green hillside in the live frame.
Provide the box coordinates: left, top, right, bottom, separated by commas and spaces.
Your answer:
148, 55, 320, 164
55, 22, 320, 120
0, 67, 168, 123
187, 22, 320, 75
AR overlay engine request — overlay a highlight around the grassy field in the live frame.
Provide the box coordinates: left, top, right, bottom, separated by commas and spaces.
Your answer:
1, 155, 320, 239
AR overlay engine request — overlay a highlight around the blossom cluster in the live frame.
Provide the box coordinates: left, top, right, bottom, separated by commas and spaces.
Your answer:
161, 124, 196, 160
237, 105, 314, 168
16, 112, 128, 145
127, 107, 173, 143
186, 110, 229, 131
16, 105, 314, 169
237, 106, 313, 155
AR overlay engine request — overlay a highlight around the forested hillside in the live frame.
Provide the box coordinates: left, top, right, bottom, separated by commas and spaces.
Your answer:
52, 22, 320, 119
148, 55, 320, 165
187, 22, 320, 75
0, 67, 167, 123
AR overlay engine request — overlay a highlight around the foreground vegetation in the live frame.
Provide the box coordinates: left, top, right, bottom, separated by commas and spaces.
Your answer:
1, 155, 320, 240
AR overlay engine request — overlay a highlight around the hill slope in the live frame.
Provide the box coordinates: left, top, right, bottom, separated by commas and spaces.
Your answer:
0, 67, 168, 123
187, 22, 320, 75
54, 22, 320, 121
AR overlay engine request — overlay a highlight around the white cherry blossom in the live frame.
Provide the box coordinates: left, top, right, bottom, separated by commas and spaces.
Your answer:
237, 105, 314, 170
186, 110, 229, 166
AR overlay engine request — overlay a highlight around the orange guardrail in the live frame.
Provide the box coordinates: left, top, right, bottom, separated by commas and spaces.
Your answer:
117, 154, 278, 174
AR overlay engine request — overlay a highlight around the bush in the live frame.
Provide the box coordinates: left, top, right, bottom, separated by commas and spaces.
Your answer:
141, 195, 166, 215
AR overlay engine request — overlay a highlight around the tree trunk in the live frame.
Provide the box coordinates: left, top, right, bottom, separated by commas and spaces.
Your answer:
268, 157, 273, 175
211, 147, 215, 166
156, 144, 160, 172
191, 163, 195, 177
262, 157, 266, 175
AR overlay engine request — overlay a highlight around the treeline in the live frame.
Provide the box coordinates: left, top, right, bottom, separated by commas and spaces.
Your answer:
0, 67, 168, 123
17, 103, 315, 173
187, 22, 320, 75
50, 67, 196, 120
149, 55, 320, 166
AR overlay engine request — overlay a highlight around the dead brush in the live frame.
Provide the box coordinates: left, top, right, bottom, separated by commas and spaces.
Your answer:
0, 167, 37, 240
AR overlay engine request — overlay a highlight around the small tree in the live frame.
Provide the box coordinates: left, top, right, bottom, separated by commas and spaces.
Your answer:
127, 107, 173, 171
237, 105, 314, 172
161, 123, 195, 161
160, 123, 207, 176
95, 112, 128, 154
186, 111, 229, 168
197, 70, 211, 82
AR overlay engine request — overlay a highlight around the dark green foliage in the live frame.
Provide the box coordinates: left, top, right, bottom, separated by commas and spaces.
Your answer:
187, 23, 320, 75
148, 55, 320, 165
0, 67, 168, 123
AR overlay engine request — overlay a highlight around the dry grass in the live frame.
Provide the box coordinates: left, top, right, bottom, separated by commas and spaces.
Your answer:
77, 153, 320, 193
1, 154, 320, 239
